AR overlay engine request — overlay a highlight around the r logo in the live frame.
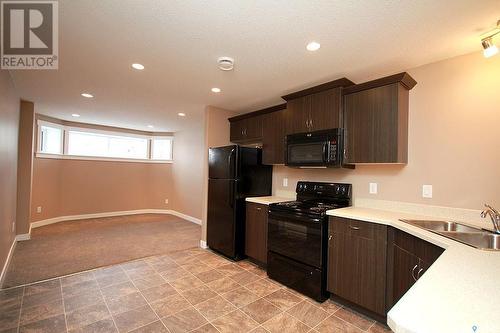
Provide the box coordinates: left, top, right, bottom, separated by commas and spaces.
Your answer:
1, 1, 58, 69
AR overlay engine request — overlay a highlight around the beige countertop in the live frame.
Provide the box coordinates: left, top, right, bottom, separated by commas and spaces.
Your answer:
326, 206, 500, 333
245, 196, 293, 205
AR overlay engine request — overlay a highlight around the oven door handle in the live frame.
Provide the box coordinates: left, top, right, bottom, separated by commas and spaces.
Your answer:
268, 211, 322, 224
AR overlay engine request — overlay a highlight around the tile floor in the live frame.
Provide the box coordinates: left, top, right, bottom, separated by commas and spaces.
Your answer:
0, 248, 392, 333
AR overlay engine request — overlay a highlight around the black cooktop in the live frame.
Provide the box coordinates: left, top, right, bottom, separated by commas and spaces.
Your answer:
271, 200, 344, 215
269, 181, 352, 218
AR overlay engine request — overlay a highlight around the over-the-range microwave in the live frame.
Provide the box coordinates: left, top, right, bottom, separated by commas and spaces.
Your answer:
285, 129, 345, 167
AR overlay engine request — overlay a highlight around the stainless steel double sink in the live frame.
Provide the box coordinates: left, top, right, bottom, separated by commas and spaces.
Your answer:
400, 220, 500, 250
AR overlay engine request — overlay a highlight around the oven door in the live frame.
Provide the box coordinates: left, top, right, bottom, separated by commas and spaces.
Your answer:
267, 211, 324, 268
286, 141, 328, 166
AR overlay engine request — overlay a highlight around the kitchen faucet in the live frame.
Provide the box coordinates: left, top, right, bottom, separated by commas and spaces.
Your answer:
480, 204, 500, 234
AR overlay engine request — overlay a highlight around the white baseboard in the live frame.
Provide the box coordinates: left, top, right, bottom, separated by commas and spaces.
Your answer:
15, 233, 31, 241
167, 210, 202, 225
199, 240, 208, 249
0, 237, 17, 287
30, 209, 202, 229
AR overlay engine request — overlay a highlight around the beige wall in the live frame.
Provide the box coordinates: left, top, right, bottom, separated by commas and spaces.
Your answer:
170, 113, 206, 221
273, 52, 500, 210
0, 71, 20, 273
200, 106, 239, 241
31, 158, 172, 221
16, 101, 35, 234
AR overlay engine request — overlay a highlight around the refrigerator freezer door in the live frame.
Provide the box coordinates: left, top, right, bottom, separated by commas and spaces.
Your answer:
207, 178, 238, 258
209, 145, 238, 180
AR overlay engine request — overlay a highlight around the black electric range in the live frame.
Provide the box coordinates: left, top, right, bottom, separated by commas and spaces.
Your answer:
267, 181, 352, 302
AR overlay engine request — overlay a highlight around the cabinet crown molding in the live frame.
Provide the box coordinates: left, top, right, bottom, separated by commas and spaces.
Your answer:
343, 72, 417, 95
281, 77, 355, 101
228, 103, 286, 122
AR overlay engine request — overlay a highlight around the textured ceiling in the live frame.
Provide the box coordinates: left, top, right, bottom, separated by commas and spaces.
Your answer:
8, 0, 500, 131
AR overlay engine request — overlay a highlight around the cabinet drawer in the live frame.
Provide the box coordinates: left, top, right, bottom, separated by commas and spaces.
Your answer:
329, 217, 385, 240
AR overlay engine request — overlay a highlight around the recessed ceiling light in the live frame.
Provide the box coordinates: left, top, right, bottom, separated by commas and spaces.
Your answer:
132, 63, 145, 70
178, 113, 186, 117
147, 125, 154, 128
211, 87, 221, 93
71, 114, 80, 117
81, 93, 94, 98
306, 41, 321, 51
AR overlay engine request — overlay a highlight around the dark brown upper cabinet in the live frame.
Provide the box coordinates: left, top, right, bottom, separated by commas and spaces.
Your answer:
229, 104, 287, 164
262, 107, 286, 165
343, 72, 417, 164
229, 115, 263, 143
282, 78, 354, 135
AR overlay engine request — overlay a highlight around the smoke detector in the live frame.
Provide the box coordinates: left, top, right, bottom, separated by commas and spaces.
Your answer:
217, 57, 234, 71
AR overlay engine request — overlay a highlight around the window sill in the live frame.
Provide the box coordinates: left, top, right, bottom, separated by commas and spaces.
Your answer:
35, 153, 173, 164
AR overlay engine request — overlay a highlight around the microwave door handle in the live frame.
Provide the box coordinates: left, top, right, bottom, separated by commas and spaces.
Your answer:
322, 143, 329, 162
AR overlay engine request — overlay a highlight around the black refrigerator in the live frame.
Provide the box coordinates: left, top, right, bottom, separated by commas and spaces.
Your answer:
207, 145, 272, 260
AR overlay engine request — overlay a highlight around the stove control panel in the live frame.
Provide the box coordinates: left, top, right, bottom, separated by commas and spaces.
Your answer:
296, 181, 351, 199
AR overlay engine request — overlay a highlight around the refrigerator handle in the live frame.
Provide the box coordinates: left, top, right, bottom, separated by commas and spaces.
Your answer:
228, 148, 235, 175
229, 181, 234, 208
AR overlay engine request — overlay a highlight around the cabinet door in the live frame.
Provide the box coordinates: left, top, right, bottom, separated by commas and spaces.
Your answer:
245, 116, 263, 142
285, 97, 309, 134
230, 119, 245, 143
230, 117, 263, 143
343, 83, 407, 163
262, 110, 286, 165
391, 245, 419, 307
245, 202, 267, 264
309, 88, 342, 131
328, 218, 387, 315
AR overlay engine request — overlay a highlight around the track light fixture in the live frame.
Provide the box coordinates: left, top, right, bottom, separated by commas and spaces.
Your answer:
481, 20, 499, 58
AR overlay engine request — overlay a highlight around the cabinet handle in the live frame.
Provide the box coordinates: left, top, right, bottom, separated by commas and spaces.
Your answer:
310, 119, 313, 129
256, 207, 261, 211
349, 225, 360, 230
411, 264, 418, 281
417, 268, 424, 280
328, 235, 333, 241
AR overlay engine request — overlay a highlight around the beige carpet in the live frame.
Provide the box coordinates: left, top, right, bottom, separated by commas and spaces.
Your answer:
2, 214, 201, 288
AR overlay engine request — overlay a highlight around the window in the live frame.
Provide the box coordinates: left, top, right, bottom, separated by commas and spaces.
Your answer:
152, 138, 173, 160
39, 125, 63, 154
67, 130, 149, 160
36, 120, 173, 163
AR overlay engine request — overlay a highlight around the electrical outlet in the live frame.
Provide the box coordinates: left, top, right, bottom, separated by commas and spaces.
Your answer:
282, 178, 288, 187
37, 206, 42, 213
164, 199, 169, 204
369, 183, 378, 194
422, 185, 433, 198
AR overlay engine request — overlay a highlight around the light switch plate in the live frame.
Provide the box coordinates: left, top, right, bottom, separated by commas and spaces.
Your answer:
36, 206, 42, 213
282, 178, 288, 187
422, 185, 433, 198
164, 199, 169, 204
369, 183, 378, 194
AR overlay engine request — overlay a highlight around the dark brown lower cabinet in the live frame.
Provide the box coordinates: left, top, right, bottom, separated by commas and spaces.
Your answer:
327, 217, 387, 317
245, 202, 268, 264
386, 227, 444, 309
327, 218, 445, 321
